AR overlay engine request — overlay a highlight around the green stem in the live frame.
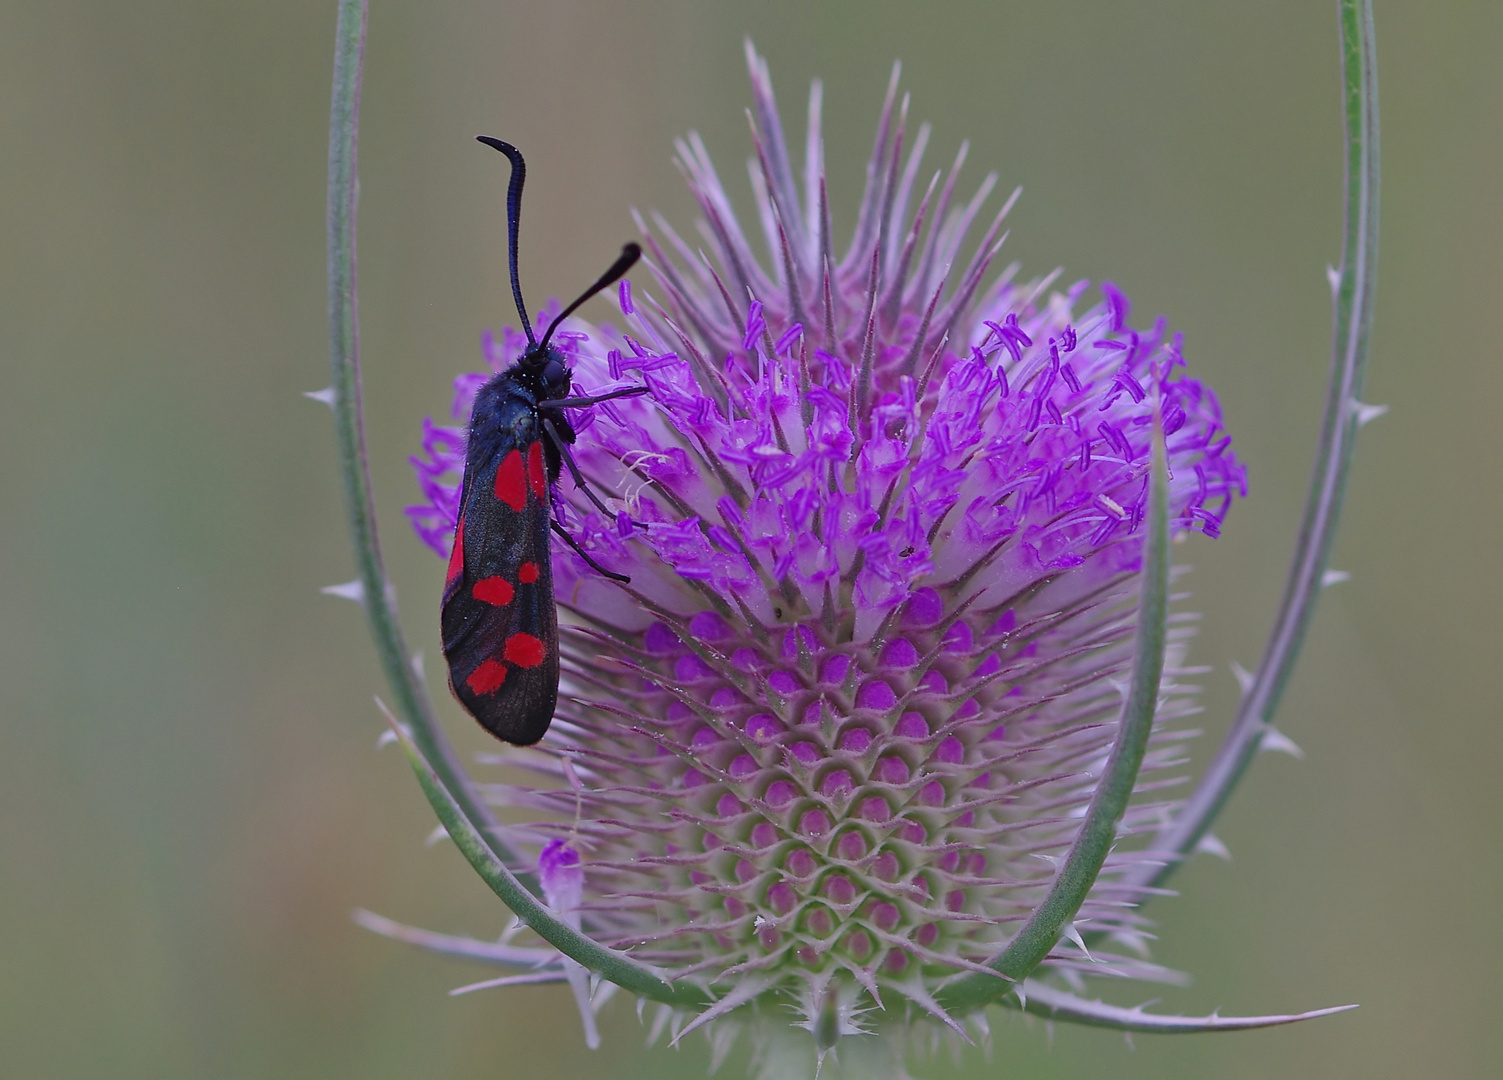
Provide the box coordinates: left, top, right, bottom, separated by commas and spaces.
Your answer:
1118, 0, 1380, 900
937, 423, 1171, 1014
324, 0, 534, 891
324, 2, 688, 999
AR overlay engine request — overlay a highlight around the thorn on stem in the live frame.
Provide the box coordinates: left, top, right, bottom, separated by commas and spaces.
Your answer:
1259, 727, 1304, 759
1195, 832, 1231, 860
322, 579, 365, 604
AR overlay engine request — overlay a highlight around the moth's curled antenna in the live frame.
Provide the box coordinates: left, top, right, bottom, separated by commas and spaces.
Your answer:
540, 244, 643, 350
476, 135, 536, 345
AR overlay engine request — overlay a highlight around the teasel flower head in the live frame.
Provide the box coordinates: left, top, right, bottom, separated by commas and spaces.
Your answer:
403, 41, 1247, 1074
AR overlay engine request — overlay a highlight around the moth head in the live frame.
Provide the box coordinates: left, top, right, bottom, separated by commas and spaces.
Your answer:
538, 350, 571, 399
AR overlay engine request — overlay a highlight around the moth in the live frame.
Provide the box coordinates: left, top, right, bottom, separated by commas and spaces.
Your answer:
442, 137, 645, 745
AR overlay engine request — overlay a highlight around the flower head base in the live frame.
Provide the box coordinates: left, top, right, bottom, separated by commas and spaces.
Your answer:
407, 44, 1245, 1065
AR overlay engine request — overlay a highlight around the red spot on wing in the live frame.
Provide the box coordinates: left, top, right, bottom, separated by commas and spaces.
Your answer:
465, 658, 508, 695
472, 576, 514, 606
526, 441, 547, 499
503, 633, 547, 668
494, 449, 526, 511
446, 516, 465, 583
518, 562, 540, 584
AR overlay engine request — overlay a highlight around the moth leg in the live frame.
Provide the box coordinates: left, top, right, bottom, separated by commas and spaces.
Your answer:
542, 416, 620, 522
550, 520, 630, 583
536, 385, 650, 410
542, 416, 651, 534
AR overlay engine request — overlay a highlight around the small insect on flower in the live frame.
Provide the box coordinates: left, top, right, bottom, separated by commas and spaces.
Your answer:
441, 138, 647, 745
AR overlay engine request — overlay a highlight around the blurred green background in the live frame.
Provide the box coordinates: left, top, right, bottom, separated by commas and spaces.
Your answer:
2, 1, 1497, 1076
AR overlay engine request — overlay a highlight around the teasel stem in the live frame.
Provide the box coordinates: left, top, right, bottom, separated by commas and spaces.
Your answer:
1121, 0, 1381, 902
322, 0, 536, 889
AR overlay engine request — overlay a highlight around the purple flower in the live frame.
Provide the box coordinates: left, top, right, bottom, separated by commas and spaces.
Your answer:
406, 43, 1245, 1066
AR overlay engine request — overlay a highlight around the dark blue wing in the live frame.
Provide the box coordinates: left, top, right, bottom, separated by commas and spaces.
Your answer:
441, 430, 558, 746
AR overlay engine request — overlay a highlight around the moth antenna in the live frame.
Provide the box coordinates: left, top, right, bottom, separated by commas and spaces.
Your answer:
476, 136, 537, 345
540, 243, 642, 350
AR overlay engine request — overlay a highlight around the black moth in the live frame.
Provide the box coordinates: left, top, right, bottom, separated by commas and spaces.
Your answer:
442, 137, 645, 746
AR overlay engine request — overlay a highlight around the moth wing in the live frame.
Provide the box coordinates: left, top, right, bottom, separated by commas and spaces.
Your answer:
441, 437, 558, 745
